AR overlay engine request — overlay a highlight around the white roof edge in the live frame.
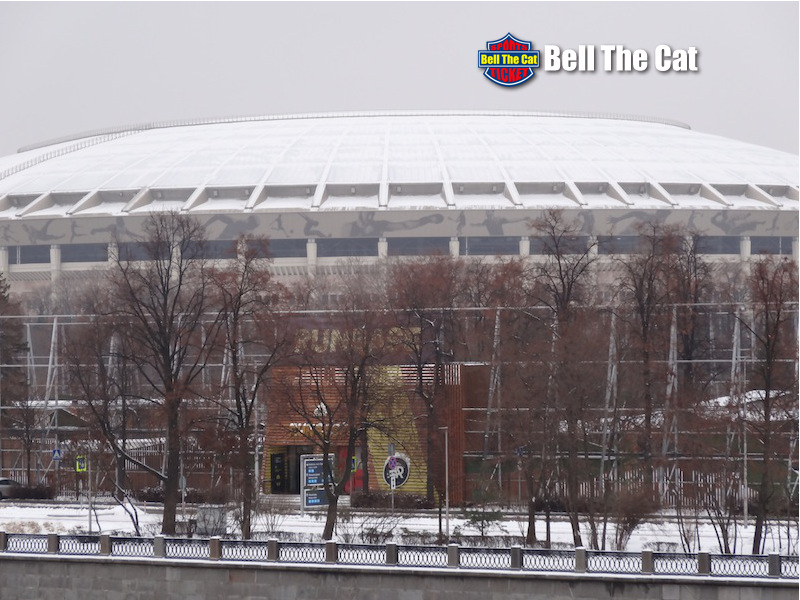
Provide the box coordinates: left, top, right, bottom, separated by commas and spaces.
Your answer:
17, 110, 692, 154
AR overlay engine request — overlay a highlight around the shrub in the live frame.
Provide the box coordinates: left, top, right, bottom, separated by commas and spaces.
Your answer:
15, 484, 56, 500
132, 486, 228, 504
350, 491, 434, 510
613, 488, 658, 551
132, 486, 164, 503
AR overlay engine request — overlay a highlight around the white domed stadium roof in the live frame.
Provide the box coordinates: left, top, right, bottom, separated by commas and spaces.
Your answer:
0, 111, 796, 253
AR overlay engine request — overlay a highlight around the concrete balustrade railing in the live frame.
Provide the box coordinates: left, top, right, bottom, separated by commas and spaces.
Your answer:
0, 531, 795, 579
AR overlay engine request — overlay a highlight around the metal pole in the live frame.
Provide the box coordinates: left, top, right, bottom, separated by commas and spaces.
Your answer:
180, 453, 186, 523
254, 392, 260, 501
0, 371, 3, 473
440, 426, 449, 542
732, 310, 748, 529
88, 456, 92, 535
743, 408, 748, 529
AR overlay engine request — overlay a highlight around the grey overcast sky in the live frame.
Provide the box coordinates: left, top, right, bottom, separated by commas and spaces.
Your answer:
0, 1, 797, 157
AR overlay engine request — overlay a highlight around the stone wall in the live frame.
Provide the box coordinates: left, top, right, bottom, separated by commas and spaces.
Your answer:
0, 554, 795, 600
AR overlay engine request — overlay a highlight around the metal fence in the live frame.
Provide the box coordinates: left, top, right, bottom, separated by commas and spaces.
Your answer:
397, 544, 448, 568
110, 536, 154, 557
339, 543, 385, 566
461, 546, 510, 570
278, 541, 326, 564
522, 548, 575, 571
165, 538, 210, 560
0, 532, 796, 580
220, 539, 269, 562
653, 552, 698, 576
4, 534, 49, 554
59, 535, 100, 556
587, 550, 641, 574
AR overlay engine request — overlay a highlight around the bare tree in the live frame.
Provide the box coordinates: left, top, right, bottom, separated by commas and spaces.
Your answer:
62, 290, 150, 533
457, 257, 527, 361
4, 394, 39, 486
616, 222, 680, 488
0, 273, 31, 482
531, 209, 597, 318
109, 211, 222, 534
740, 257, 798, 553
531, 209, 598, 547
206, 237, 290, 539
667, 233, 714, 381
278, 267, 396, 540
502, 304, 558, 547
700, 426, 742, 554
386, 255, 464, 505
663, 233, 718, 550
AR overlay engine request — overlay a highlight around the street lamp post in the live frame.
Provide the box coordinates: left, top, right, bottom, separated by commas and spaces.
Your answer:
440, 426, 449, 542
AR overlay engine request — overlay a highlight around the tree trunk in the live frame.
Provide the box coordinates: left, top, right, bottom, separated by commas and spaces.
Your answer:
360, 432, 369, 492
525, 494, 537, 546
240, 438, 254, 540
565, 410, 583, 547
641, 345, 654, 491
323, 495, 339, 540
161, 399, 181, 535
752, 395, 772, 554
544, 492, 552, 549
116, 394, 128, 501
115, 451, 127, 501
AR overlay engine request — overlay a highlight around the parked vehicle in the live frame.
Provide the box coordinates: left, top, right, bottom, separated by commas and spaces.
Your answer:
0, 478, 21, 500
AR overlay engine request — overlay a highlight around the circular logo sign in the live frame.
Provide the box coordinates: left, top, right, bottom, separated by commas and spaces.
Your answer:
383, 454, 410, 488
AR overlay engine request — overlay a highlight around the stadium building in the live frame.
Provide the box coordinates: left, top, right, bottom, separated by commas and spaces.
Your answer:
0, 111, 797, 295
0, 112, 796, 505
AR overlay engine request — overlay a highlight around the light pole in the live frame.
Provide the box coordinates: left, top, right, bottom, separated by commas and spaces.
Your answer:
0, 370, 4, 472
439, 426, 449, 542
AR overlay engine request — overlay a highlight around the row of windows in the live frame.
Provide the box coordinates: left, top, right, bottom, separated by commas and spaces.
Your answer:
597, 236, 794, 256
2, 236, 794, 264
5, 244, 110, 264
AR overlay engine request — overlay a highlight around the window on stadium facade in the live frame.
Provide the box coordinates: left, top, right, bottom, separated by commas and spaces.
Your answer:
695, 236, 739, 254
117, 241, 169, 261
317, 238, 379, 258
15, 245, 51, 264
529, 236, 589, 255
387, 237, 450, 256
459, 236, 518, 256
5, 246, 19, 264
61, 243, 109, 263
183, 240, 238, 260
751, 236, 793, 255
265, 239, 308, 259
598, 236, 644, 255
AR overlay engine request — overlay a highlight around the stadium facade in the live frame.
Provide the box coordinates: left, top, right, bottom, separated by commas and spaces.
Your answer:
0, 111, 797, 294
0, 112, 797, 507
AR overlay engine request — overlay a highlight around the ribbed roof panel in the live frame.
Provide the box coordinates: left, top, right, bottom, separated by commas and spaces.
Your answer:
0, 112, 795, 218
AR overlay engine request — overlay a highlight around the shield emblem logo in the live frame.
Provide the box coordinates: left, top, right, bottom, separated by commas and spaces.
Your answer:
483, 33, 537, 87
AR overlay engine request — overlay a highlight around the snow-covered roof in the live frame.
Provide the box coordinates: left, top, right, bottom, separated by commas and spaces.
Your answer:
0, 111, 796, 218
703, 390, 798, 421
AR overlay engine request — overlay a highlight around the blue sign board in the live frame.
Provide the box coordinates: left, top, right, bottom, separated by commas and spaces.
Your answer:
301, 454, 334, 511
304, 459, 327, 486
303, 455, 334, 487
303, 487, 329, 508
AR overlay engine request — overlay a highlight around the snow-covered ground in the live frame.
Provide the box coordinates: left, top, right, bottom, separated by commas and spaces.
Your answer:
0, 499, 796, 556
